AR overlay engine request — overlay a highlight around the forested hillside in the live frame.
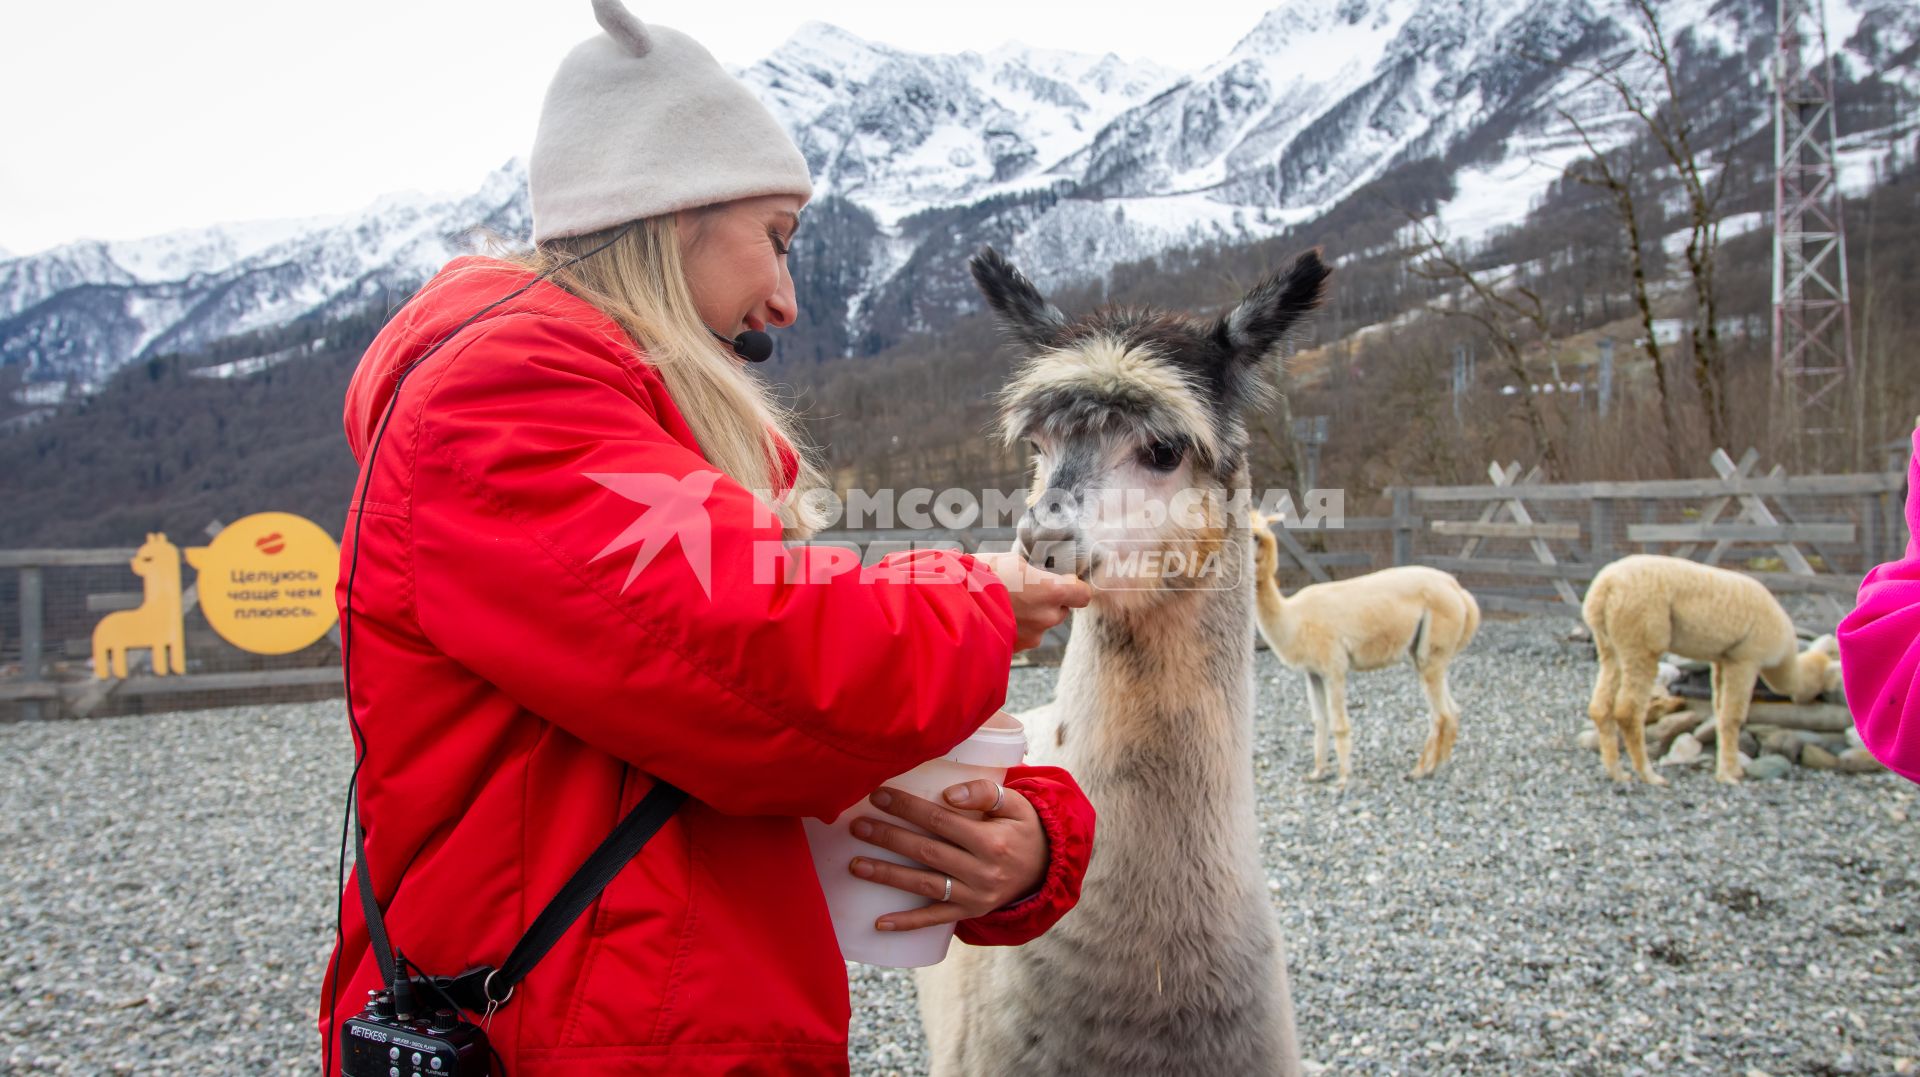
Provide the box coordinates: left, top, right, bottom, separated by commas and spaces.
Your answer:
3, 148, 1912, 549
3, 0, 1914, 547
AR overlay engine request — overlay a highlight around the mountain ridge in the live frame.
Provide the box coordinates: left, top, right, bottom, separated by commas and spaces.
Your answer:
1, 0, 1913, 410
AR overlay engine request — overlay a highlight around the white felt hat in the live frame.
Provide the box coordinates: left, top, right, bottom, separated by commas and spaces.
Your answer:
529, 0, 814, 243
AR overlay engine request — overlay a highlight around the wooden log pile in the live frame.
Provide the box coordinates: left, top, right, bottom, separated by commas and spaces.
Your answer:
1574, 661, 1887, 779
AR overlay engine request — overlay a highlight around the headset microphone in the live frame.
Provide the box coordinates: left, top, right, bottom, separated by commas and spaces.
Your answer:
711, 327, 773, 363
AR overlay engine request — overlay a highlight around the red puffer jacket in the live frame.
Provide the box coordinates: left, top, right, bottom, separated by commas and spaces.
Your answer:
318, 256, 1095, 1075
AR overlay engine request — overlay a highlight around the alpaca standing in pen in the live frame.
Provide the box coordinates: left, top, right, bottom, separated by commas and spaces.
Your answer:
1583, 553, 1839, 784
915, 245, 1330, 1076
1250, 513, 1480, 787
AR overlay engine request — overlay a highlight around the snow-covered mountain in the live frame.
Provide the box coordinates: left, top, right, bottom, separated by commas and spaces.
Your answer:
0, 164, 527, 391
742, 23, 1182, 220
2, 0, 1914, 396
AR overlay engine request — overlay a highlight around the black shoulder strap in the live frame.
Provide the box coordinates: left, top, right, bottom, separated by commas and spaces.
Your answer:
355, 778, 687, 1014
354, 823, 400, 987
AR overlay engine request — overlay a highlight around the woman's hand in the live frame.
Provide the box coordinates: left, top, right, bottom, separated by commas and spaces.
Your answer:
847, 779, 1047, 931
975, 550, 1092, 651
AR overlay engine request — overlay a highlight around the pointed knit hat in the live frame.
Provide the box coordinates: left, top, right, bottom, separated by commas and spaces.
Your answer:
529, 0, 813, 243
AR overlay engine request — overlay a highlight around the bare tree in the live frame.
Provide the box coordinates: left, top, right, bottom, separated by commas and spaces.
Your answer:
1255, 364, 1304, 495
1561, 0, 1737, 454
1556, 118, 1687, 475
1403, 213, 1566, 477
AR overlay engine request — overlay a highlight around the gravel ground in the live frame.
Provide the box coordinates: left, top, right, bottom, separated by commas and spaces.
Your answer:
3, 616, 1916, 1075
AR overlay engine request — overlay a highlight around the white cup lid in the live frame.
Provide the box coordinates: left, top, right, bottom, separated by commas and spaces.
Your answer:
945, 711, 1026, 768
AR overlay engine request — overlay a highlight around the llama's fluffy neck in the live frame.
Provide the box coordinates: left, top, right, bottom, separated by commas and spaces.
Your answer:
1253, 569, 1297, 653
1760, 646, 1832, 704
1023, 525, 1286, 1048
1051, 530, 1269, 926
1745, 609, 1830, 704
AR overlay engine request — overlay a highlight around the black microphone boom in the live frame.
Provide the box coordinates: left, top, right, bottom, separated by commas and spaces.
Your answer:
710, 328, 773, 363
733, 329, 773, 363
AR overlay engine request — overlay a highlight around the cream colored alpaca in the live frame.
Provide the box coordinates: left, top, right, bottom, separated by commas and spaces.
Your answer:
1250, 514, 1480, 787
1582, 554, 1836, 785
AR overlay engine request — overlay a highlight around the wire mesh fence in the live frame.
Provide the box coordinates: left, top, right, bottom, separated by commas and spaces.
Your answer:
2, 549, 340, 721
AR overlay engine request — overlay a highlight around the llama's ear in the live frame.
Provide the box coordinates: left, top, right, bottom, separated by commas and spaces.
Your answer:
969, 246, 1067, 351
1215, 248, 1331, 366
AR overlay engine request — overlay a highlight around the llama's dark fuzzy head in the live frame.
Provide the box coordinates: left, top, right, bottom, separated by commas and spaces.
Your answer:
973, 245, 1331, 478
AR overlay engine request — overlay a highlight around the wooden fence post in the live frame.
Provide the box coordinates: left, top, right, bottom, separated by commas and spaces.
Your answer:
1391, 488, 1413, 567
1589, 499, 1614, 566
19, 566, 43, 721
1862, 494, 1882, 570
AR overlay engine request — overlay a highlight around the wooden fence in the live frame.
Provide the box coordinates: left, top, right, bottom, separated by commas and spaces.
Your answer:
3, 446, 1908, 720
1374, 448, 1908, 624
799, 445, 1907, 634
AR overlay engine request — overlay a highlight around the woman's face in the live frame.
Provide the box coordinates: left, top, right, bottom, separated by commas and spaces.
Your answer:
678, 194, 804, 340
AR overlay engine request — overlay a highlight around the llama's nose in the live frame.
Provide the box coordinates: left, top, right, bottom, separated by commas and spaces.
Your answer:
1017, 518, 1086, 577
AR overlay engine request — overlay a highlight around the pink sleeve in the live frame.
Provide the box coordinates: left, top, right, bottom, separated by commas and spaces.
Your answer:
1837, 428, 1920, 784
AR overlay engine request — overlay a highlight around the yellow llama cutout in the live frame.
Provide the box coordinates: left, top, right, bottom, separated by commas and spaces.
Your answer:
92, 532, 188, 678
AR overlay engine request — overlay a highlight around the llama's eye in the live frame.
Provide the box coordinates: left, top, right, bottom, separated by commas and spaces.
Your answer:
1142, 441, 1183, 471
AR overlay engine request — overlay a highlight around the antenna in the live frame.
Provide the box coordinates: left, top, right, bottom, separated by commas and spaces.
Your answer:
1597, 336, 1615, 420
1291, 415, 1329, 493
1451, 343, 1471, 422
1772, 0, 1857, 469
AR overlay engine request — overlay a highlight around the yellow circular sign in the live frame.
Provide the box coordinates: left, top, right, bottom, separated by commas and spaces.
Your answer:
185, 512, 340, 655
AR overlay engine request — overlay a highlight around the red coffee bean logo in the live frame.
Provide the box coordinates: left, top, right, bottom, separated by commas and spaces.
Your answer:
256, 532, 286, 556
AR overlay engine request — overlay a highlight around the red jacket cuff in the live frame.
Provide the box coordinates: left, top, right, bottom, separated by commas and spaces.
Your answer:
955, 764, 1094, 947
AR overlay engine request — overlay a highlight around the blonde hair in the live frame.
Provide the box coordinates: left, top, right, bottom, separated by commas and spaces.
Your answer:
506, 216, 826, 538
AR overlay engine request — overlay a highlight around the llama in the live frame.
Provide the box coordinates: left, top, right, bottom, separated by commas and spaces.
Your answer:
1249, 513, 1480, 787
915, 245, 1329, 1075
1582, 554, 1838, 784
91, 532, 187, 678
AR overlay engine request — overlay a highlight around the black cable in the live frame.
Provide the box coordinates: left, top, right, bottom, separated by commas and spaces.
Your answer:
322, 226, 630, 1076
324, 744, 360, 1061
325, 281, 528, 1073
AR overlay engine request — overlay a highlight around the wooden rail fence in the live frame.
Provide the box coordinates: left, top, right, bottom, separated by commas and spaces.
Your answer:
3, 446, 1908, 719
1378, 448, 1907, 623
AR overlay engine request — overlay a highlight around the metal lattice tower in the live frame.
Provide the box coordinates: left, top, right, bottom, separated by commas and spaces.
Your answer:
1771, 0, 1856, 466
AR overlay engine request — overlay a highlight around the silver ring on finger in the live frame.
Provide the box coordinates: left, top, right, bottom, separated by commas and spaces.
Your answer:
942, 875, 952, 902
988, 782, 1005, 813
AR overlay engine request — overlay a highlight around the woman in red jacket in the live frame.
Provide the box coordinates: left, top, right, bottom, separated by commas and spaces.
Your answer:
317, 3, 1096, 1074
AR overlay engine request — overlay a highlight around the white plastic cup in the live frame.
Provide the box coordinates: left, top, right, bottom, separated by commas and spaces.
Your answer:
803, 711, 1027, 967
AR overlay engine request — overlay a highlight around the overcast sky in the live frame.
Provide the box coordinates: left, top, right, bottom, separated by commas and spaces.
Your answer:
0, 1, 1282, 257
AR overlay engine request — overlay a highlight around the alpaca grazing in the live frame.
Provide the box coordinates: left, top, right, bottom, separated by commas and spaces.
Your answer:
1582, 554, 1838, 784
1249, 514, 1479, 787
916, 246, 1330, 1075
